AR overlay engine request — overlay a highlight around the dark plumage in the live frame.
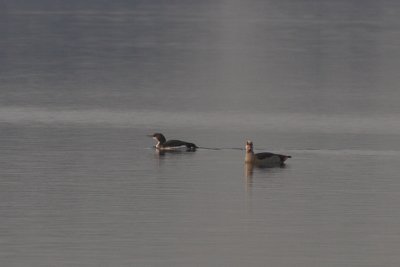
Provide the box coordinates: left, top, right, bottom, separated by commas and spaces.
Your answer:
151, 133, 197, 151
255, 152, 291, 162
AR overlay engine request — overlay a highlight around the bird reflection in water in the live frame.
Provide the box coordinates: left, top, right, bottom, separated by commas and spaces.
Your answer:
154, 148, 188, 157
244, 157, 288, 193
244, 162, 254, 193
245, 161, 288, 178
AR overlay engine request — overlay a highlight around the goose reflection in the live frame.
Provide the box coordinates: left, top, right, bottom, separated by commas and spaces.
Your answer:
245, 162, 255, 178
244, 162, 254, 192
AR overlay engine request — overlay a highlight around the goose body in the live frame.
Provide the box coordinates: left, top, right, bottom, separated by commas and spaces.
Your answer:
245, 141, 291, 167
151, 133, 197, 151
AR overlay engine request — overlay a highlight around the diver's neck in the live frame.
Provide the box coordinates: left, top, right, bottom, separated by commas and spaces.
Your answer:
155, 141, 161, 148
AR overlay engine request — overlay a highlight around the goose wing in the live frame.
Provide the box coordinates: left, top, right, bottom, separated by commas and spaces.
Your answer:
256, 152, 291, 162
255, 152, 277, 160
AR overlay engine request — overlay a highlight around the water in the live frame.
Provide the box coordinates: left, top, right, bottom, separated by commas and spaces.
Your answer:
1, 1, 400, 266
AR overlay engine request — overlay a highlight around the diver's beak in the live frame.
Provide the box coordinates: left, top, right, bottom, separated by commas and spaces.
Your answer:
146, 134, 153, 138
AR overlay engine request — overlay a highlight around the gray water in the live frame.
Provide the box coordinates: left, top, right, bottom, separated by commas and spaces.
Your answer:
1, 1, 400, 266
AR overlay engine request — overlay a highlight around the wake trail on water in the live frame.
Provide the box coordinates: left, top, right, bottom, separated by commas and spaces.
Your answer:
197, 146, 244, 151
145, 146, 400, 156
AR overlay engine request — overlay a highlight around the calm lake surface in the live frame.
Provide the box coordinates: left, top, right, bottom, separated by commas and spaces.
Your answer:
1, 1, 400, 266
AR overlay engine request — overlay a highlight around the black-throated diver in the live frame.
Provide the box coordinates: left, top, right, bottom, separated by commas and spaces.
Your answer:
150, 133, 197, 151
245, 140, 291, 167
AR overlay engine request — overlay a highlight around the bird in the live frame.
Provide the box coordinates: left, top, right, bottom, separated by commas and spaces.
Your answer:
150, 133, 197, 151
245, 140, 291, 167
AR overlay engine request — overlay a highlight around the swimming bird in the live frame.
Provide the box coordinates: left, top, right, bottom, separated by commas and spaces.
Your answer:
245, 140, 291, 167
150, 133, 197, 151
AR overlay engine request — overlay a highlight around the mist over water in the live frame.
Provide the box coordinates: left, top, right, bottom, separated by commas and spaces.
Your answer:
1, 1, 400, 266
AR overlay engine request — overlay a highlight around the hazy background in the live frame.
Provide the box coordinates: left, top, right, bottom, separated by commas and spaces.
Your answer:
1, 1, 400, 266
